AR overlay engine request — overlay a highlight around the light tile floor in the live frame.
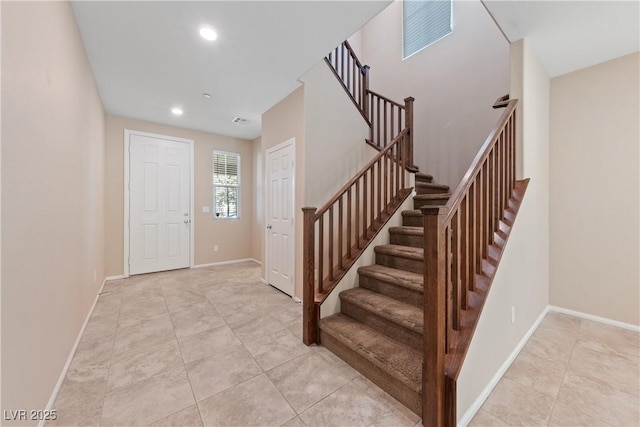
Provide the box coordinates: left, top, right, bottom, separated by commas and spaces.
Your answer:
49, 262, 639, 427
469, 312, 639, 427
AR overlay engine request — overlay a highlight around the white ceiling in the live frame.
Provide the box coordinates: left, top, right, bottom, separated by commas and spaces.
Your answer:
483, 0, 640, 78
72, 1, 391, 140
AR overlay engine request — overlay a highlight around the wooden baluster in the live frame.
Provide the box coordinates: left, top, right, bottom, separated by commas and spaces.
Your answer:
391, 107, 395, 145
347, 188, 352, 258
377, 158, 382, 221
488, 152, 495, 244
451, 214, 460, 331
404, 97, 415, 169
483, 163, 489, 258
377, 96, 381, 148
511, 114, 516, 190
318, 214, 324, 293
302, 207, 318, 345
355, 180, 361, 249
384, 100, 388, 147
468, 183, 477, 291
370, 167, 375, 232
347, 54, 351, 94
396, 142, 401, 195
329, 206, 334, 281
363, 66, 370, 122
340, 44, 345, 80
422, 206, 447, 427
363, 172, 368, 239
384, 149, 388, 213
338, 197, 344, 269
460, 195, 469, 309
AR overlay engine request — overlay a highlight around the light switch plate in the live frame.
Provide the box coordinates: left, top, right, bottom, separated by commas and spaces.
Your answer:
202, 206, 210, 213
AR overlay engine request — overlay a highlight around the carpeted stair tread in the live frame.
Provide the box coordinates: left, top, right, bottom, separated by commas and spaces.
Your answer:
416, 181, 449, 191
320, 314, 422, 393
415, 172, 433, 182
340, 287, 424, 334
374, 244, 423, 261
389, 226, 423, 236
358, 264, 423, 293
402, 210, 422, 217
413, 193, 451, 202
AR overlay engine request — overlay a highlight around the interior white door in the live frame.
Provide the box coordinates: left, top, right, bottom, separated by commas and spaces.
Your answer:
267, 141, 295, 296
129, 134, 190, 275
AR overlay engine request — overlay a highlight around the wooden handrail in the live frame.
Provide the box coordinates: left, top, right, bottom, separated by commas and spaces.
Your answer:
366, 89, 406, 109
303, 129, 414, 345
421, 99, 526, 426
442, 99, 517, 223
342, 40, 364, 69
492, 94, 510, 109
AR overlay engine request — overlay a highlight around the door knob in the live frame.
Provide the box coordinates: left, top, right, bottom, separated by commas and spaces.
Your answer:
184, 219, 189, 224
184, 212, 189, 216
267, 224, 272, 230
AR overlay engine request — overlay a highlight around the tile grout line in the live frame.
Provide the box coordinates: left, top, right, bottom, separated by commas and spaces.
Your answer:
161, 281, 207, 427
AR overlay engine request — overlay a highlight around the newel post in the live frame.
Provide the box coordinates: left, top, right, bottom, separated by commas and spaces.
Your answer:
404, 97, 416, 171
362, 65, 371, 122
421, 206, 447, 427
302, 207, 319, 345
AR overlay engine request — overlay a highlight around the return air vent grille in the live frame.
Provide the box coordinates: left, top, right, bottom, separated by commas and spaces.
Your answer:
232, 117, 251, 124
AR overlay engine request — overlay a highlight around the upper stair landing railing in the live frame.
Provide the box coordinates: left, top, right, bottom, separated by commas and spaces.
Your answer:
325, 41, 417, 171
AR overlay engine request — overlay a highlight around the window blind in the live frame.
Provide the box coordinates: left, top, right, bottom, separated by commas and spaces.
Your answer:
213, 151, 240, 218
403, 0, 452, 59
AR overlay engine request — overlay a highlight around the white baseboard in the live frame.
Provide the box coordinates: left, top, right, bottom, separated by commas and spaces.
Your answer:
192, 258, 261, 269
458, 306, 550, 426
39, 277, 108, 427
105, 275, 125, 281
549, 305, 640, 332
260, 277, 267, 284
292, 296, 302, 304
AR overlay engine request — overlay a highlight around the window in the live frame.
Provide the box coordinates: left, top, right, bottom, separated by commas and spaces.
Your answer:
213, 151, 240, 219
403, 0, 453, 59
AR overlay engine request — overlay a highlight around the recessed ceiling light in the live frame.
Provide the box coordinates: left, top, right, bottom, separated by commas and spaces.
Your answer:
203, 93, 212, 98
171, 107, 183, 116
199, 27, 217, 41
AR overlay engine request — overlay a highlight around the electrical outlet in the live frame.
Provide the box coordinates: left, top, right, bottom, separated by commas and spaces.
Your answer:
511, 306, 516, 324
214, 245, 219, 252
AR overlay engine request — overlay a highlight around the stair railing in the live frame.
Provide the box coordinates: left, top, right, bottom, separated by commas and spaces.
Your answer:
325, 41, 417, 170
326, 40, 370, 123
303, 129, 414, 345
421, 98, 525, 426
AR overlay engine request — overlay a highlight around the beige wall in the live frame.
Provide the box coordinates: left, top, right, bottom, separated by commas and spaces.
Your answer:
549, 53, 640, 326
356, 0, 510, 189
457, 39, 551, 421
261, 87, 306, 297
1, 2, 106, 421
300, 61, 372, 207
251, 137, 264, 265
105, 116, 255, 276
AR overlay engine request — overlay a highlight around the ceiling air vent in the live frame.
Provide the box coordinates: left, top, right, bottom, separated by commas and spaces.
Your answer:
232, 117, 251, 124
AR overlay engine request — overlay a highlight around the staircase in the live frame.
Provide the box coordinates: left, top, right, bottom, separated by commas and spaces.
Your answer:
319, 172, 449, 415
305, 40, 527, 426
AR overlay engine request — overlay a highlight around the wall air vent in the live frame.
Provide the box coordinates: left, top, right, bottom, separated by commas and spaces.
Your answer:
232, 117, 251, 124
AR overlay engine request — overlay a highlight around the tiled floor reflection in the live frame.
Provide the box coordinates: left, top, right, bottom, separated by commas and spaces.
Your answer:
470, 312, 639, 427
48, 262, 418, 427
48, 262, 639, 427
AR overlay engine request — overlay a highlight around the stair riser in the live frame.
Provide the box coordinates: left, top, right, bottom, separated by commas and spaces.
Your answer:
320, 330, 422, 416
358, 274, 423, 308
413, 198, 448, 209
415, 186, 449, 196
415, 175, 432, 184
341, 299, 422, 351
375, 252, 423, 275
402, 215, 422, 227
389, 233, 423, 249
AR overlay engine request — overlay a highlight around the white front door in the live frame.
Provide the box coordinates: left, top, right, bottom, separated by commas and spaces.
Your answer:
267, 140, 295, 296
128, 133, 191, 275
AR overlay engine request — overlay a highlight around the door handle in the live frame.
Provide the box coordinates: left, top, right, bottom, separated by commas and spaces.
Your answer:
184, 219, 190, 224
267, 224, 272, 230
184, 212, 189, 216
